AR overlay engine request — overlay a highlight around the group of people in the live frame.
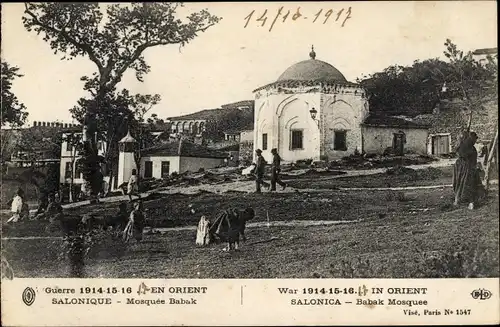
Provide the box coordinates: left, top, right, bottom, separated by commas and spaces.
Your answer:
253, 148, 288, 193
452, 131, 487, 210
6, 189, 64, 224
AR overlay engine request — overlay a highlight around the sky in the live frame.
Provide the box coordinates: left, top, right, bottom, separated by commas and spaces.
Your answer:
1, 1, 497, 125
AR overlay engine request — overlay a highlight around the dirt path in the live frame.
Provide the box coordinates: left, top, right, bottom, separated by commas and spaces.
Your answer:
7, 158, 494, 214
1, 219, 362, 240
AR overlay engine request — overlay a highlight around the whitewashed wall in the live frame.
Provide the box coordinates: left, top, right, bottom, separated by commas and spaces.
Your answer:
362, 126, 429, 155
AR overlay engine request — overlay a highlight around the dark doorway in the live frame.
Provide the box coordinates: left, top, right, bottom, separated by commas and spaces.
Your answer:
393, 132, 406, 156
144, 161, 153, 178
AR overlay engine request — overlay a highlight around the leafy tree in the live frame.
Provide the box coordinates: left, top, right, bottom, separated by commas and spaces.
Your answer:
359, 59, 452, 116
8, 126, 61, 165
360, 40, 497, 120
23, 2, 221, 200
1, 62, 28, 127
70, 89, 161, 192
438, 39, 497, 131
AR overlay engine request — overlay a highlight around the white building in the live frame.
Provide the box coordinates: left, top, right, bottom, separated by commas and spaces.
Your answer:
253, 46, 370, 162
252, 46, 430, 163
59, 131, 107, 185
116, 136, 227, 182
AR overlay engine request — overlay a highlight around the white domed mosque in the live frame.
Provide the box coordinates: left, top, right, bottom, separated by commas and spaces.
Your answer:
252, 46, 370, 163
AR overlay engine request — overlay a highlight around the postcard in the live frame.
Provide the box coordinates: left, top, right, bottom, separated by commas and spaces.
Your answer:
1, 1, 498, 326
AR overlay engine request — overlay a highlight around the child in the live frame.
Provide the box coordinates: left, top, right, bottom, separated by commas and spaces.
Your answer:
7, 189, 27, 223
127, 169, 140, 201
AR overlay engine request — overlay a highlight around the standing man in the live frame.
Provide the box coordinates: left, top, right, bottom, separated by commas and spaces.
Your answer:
270, 148, 287, 191
254, 149, 270, 193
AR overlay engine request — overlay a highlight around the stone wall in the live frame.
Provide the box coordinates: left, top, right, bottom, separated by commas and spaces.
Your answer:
415, 99, 498, 153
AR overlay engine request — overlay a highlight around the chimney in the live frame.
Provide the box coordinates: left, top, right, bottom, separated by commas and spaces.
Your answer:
33, 121, 37, 127
42, 122, 46, 127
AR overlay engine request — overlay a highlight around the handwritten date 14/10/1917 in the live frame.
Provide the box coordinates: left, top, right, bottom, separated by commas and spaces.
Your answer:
244, 7, 352, 32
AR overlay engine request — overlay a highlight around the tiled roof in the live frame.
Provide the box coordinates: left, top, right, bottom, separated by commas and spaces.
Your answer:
142, 141, 227, 159
362, 114, 430, 129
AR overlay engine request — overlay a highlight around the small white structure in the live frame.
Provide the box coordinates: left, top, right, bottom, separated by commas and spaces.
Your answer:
117, 131, 138, 187
361, 115, 429, 155
139, 140, 226, 178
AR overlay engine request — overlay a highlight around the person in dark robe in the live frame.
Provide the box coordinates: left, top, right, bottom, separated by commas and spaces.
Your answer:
270, 148, 287, 191
34, 189, 49, 218
123, 201, 145, 243
45, 193, 64, 222
254, 149, 270, 193
453, 132, 479, 209
208, 207, 255, 251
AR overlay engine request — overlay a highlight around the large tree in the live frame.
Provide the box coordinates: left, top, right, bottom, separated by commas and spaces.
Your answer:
438, 39, 497, 131
70, 89, 161, 193
1, 62, 28, 127
359, 59, 452, 116
23, 2, 221, 200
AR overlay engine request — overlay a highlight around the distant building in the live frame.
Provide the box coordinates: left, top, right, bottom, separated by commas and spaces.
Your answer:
2, 121, 76, 171
223, 131, 241, 142
168, 100, 254, 142
472, 47, 498, 65
238, 129, 254, 164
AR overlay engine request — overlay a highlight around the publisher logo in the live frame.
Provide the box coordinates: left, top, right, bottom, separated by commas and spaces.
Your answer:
22, 287, 36, 306
471, 288, 492, 300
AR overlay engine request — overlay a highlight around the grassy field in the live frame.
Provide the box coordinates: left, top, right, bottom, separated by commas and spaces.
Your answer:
2, 166, 499, 278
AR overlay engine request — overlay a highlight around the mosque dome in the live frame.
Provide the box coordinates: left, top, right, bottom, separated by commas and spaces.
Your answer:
277, 46, 347, 83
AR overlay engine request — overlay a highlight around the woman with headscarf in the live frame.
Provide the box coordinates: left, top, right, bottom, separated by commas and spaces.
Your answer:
123, 201, 145, 243
453, 132, 479, 209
